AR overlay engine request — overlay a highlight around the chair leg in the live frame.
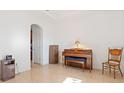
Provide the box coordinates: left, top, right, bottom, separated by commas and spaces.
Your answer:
118, 66, 123, 77
114, 66, 116, 79
109, 65, 111, 74
102, 63, 104, 75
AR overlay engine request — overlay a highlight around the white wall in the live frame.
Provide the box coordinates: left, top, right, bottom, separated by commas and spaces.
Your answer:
54, 11, 124, 71
0, 11, 57, 73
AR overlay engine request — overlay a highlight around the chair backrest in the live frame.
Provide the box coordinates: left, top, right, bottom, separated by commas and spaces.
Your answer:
108, 48, 123, 63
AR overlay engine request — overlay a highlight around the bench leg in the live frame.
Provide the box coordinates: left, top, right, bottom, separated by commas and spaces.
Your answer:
65, 61, 68, 68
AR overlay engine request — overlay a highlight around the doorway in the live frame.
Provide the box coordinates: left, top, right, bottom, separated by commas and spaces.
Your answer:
30, 24, 43, 68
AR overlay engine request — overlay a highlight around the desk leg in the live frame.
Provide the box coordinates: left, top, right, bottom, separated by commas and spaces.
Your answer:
82, 63, 84, 72
90, 65, 91, 72
87, 58, 92, 72
89, 59, 92, 73
62, 56, 65, 66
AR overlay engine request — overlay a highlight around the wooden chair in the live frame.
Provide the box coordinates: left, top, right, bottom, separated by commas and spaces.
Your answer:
102, 48, 123, 79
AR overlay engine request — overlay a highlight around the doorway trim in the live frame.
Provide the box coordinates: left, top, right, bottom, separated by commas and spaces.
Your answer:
30, 24, 43, 68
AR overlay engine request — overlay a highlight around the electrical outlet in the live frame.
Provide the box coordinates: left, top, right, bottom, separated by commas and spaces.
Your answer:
16, 63, 18, 66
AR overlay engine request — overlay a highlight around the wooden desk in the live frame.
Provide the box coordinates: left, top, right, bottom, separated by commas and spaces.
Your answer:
62, 49, 93, 70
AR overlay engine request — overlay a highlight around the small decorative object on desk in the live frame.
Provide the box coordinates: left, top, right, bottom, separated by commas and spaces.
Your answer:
75, 40, 80, 48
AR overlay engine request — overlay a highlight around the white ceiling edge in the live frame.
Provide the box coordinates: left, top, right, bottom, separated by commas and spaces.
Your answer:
41, 10, 58, 20
41, 10, 124, 21
42, 10, 97, 20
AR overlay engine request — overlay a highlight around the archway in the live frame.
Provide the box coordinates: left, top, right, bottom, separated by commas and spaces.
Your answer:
30, 24, 43, 67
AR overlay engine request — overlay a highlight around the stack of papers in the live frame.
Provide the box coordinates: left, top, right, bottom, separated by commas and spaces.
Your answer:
63, 77, 82, 83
